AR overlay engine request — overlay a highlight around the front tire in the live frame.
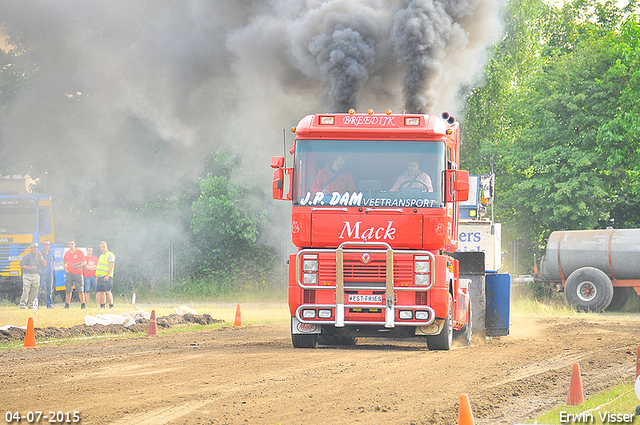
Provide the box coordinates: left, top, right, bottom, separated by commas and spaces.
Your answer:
564, 267, 614, 311
427, 294, 453, 350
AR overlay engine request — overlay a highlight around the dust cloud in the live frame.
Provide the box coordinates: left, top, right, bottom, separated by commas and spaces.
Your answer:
0, 0, 503, 283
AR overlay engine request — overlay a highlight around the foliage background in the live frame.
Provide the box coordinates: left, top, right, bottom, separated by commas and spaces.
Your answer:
462, 0, 640, 275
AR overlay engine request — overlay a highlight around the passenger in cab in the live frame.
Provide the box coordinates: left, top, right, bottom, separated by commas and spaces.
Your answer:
312, 154, 356, 194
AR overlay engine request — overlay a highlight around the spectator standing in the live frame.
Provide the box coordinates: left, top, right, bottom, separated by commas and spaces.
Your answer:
63, 239, 86, 309
38, 240, 56, 309
19, 243, 46, 309
96, 241, 116, 309
83, 246, 99, 305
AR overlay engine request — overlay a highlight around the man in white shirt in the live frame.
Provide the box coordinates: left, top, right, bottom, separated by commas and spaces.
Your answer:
389, 160, 433, 192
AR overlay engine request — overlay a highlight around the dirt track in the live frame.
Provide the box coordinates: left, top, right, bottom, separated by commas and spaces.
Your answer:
1, 315, 639, 425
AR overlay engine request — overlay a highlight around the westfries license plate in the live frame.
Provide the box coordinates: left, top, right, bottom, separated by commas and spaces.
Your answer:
348, 294, 383, 303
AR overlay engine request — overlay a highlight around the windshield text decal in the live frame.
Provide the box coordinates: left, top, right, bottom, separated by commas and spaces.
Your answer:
298, 191, 435, 208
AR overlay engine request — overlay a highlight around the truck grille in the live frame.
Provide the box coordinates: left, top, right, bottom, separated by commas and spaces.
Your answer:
0, 243, 28, 273
415, 291, 428, 305
317, 252, 413, 288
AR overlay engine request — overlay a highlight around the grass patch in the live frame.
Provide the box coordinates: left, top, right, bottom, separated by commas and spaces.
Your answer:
0, 301, 290, 347
124, 275, 288, 304
511, 283, 640, 321
528, 382, 640, 424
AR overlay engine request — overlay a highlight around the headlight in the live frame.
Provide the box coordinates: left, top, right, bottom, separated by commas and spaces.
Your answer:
399, 311, 412, 320
415, 261, 430, 273
318, 309, 332, 318
302, 309, 316, 319
303, 259, 318, 272
415, 274, 430, 286
303, 273, 317, 284
415, 311, 430, 320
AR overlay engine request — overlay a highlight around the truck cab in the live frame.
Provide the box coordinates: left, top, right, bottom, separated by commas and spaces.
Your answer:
272, 111, 470, 349
0, 193, 55, 298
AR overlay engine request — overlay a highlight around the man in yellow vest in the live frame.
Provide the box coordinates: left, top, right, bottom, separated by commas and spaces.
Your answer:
96, 240, 116, 309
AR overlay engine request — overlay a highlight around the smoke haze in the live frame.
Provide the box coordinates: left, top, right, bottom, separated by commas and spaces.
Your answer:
0, 0, 503, 282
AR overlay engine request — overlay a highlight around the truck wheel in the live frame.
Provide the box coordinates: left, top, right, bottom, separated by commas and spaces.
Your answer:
454, 301, 472, 346
292, 333, 318, 348
565, 267, 614, 311
426, 294, 453, 351
605, 287, 630, 311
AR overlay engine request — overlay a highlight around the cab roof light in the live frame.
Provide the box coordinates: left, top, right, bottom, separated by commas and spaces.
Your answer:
405, 117, 420, 126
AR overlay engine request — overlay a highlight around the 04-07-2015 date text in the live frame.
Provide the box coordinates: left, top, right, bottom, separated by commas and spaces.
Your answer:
5, 412, 80, 423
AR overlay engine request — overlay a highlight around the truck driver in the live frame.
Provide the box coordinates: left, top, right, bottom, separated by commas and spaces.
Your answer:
389, 160, 433, 192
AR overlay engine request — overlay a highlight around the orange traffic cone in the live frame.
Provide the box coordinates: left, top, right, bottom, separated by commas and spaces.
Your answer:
458, 394, 475, 425
234, 304, 243, 327
147, 310, 157, 336
23, 317, 38, 349
567, 363, 585, 405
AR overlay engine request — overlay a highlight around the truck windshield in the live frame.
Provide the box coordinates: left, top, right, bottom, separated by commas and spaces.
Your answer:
0, 198, 37, 234
293, 140, 445, 208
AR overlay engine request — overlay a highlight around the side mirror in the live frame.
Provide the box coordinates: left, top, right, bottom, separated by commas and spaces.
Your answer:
446, 170, 469, 202
271, 156, 285, 169
272, 167, 284, 200
271, 156, 292, 201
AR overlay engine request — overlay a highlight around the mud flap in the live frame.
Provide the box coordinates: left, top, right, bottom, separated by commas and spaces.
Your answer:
291, 317, 321, 334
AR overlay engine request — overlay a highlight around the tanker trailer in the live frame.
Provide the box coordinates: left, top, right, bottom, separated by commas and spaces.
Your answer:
539, 229, 640, 311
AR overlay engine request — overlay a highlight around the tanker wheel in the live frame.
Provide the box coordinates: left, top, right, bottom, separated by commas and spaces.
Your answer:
426, 294, 453, 351
454, 301, 472, 346
564, 267, 614, 312
291, 333, 318, 349
605, 287, 630, 311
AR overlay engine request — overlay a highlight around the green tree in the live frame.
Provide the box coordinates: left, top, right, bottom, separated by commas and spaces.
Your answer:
462, 0, 557, 174
463, 0, 640, 273
189, 151, 275, 287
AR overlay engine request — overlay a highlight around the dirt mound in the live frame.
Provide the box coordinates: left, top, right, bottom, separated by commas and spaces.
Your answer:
0, 313, 223, 343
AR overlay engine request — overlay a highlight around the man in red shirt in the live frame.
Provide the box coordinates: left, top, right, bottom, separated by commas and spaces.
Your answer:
63, 239, 86, 309
311, 154, 356, 194
83, 246, 99, 306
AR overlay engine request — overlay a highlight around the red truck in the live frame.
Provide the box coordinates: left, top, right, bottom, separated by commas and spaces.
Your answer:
271, 110, 471, 349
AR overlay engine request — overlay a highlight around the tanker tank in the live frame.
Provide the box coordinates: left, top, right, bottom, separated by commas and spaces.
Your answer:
539, 228, 640, 311
540, 229, 640, 281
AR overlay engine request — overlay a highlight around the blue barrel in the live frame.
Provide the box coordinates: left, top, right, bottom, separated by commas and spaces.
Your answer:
485, 272, 510, 336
